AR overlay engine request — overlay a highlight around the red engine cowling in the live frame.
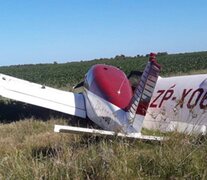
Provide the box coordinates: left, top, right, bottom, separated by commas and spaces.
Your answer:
84, 64, 133, 110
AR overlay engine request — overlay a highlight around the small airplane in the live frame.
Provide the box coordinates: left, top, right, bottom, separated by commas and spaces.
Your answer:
0, 53, 206, 140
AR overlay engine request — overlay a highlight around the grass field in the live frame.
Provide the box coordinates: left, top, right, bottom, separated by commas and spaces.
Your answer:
1, 51, 207, 88
0, 119, 207, 179
0, 51, 207, 179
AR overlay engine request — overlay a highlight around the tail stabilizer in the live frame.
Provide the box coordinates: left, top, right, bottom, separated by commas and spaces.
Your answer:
127, 53, 161, 131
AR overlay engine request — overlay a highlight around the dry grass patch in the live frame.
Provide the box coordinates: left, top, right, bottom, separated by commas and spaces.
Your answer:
0, 119, 207, 179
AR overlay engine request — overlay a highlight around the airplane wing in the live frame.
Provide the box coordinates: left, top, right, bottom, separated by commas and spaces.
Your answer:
54, 125, 165, 141
0, 73, 86, 118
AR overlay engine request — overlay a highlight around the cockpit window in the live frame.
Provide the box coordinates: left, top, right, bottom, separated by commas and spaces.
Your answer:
84, 67, 94, 89
127, 71, 142, 90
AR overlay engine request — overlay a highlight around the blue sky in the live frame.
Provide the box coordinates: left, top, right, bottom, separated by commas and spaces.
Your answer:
0, 0, 207, 66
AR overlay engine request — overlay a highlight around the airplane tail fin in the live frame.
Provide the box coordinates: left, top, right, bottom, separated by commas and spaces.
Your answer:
127, 53, 161, 132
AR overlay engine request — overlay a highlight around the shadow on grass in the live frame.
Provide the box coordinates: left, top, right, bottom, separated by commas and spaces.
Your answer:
32, 146, 62, 160
0, 100, 65, 123
0, 100, 96, 128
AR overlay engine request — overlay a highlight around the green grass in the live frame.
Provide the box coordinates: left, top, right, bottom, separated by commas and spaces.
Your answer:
0, 119, 207, 179
0, 51, 207, 179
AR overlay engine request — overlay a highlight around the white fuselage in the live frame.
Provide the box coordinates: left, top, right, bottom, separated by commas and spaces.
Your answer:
84, 74, 207, 135
84, 89, 144, 134
145, 74, 207, 134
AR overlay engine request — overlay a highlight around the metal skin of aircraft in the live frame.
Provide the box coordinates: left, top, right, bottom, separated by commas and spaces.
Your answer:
0, 53, 206, 140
